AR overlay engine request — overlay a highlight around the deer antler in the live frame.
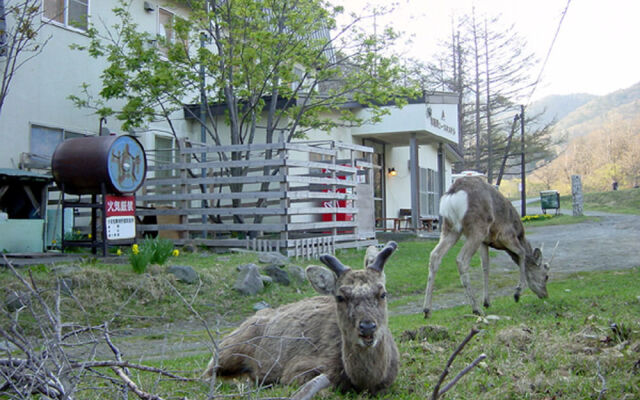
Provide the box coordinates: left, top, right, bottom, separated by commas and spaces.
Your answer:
548, 240, 560, 266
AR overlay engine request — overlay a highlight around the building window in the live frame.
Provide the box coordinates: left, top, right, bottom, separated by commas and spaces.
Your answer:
157, 7, 174, 56
43, 0, 89, 31
419, 167, 438, 216
30, 125, 85, 160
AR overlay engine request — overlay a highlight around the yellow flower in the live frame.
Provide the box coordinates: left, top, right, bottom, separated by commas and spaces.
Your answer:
116, 249, 122, 256
88, 233, 92, 239
132, 244, 139, 255
172, 249, 180, 257
52, 239, 57, 245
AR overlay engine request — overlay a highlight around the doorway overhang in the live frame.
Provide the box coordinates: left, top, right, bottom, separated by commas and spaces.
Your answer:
351, 94, 459, 147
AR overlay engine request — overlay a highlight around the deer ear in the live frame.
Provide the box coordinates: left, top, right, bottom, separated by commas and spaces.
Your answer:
533, 248, 542, 264
367, 241, 398, 272
306, 265, 338, 295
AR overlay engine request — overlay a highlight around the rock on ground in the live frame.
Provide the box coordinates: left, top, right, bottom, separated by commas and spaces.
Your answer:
167, 265, 199, 284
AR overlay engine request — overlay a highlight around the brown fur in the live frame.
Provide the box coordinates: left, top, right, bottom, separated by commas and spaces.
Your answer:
423, 177, 549, 317
204, 242, 399, 394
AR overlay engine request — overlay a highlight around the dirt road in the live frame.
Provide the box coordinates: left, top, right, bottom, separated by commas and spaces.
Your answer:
493, 211, 640, 273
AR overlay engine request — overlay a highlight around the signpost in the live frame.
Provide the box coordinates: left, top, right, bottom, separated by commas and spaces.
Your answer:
105, 195, 136, 240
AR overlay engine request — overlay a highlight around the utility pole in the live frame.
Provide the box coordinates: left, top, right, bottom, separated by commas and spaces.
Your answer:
520, 104, 526, 217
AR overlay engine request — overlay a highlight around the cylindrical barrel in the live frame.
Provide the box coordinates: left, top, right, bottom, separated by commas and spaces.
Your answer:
52, 135, 147, 195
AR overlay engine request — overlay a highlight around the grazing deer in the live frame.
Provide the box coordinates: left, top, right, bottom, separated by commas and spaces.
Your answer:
204, 242, 399, 396
423, 176, 549, 318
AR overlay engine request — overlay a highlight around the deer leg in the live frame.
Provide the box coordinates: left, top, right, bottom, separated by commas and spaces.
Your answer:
456, 237, 483, 315
423, 230, 461, 318
503, 241, 527, 302
479, 243, 491, 308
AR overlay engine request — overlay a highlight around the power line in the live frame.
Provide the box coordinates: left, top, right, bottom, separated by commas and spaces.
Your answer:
526, 0, 572, 105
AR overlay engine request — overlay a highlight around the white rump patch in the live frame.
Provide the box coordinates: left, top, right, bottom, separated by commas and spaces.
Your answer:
439, 190, 468, 233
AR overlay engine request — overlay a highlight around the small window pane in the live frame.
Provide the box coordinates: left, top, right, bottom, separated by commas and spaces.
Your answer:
159, 9, 174, 43
31, 125, 63, 158
68, 0, 88, 30
43, 0, 65, 23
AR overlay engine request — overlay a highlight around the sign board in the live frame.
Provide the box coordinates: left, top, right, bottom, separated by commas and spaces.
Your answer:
105, 195, 136, 240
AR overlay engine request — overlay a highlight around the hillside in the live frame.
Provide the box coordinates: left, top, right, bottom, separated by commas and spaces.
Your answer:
549, 81, 640, 140
527, 81, 640, 194
528, 93, 596, 130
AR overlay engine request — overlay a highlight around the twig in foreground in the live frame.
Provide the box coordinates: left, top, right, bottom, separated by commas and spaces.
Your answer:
430, 327, 482, 400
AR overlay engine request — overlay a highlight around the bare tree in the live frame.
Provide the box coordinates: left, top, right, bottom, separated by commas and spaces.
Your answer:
0, 0, 50, 117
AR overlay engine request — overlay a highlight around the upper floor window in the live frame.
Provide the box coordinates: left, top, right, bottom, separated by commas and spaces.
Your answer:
157, 7, 174, 56
43, 0, 89, 32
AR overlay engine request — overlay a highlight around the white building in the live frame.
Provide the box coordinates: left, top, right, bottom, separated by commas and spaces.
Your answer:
0, 0, 460, 252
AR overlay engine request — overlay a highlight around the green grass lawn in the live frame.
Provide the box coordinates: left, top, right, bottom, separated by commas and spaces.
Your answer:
2, 214, 638, 399
73, 267, 640, 400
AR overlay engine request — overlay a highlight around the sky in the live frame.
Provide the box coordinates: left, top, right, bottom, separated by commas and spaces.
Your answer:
336, 0, 640, 103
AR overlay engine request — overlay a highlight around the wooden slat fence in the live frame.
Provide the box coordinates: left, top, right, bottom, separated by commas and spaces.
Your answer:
136, 139, 377, 257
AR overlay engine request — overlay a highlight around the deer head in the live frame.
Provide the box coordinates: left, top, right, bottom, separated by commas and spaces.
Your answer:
525, 247, 550, 299
306, 242, 397, 348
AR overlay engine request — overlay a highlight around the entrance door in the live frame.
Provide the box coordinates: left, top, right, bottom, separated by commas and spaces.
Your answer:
362, 139, 385, 229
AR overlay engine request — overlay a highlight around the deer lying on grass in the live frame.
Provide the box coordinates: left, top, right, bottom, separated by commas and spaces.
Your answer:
204, 241, 399, 397
423, 176, 549, 318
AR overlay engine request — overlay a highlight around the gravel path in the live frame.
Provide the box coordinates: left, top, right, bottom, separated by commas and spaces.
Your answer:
500, 211, 640, 273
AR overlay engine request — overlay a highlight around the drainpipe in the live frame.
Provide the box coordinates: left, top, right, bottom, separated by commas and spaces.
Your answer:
437, 142, 445, 211
410, 133, 419, 231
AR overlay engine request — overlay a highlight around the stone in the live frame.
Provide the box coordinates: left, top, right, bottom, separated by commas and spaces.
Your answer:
286, 265, 306, 284
237, 263, 259, 272
264, 265, 290, 286
182, 244, 197, 253
253, 301, 271, 311
233, 264, 264, 295
258, 252, 289, 267
5, 291, 31, 312
167, 265, 199, 284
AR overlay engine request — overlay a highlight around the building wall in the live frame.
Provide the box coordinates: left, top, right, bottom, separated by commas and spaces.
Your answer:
0, 0, 191, 168
0, 1, 457, 230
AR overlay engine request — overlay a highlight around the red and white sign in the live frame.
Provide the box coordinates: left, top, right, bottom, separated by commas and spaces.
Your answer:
105, 195, 136, 240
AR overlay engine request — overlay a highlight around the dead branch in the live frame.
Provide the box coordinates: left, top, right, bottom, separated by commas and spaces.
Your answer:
68, 360, 196, 381
0, 256, 195, 400
164, 277, 223, 400
112, 366, 166, 400
430, 327, 483, 400
437, 353, 487, 397
596, 360, 607, 400
290, 374, 331, 400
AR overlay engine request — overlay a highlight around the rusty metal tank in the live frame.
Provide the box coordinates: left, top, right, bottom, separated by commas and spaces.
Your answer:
52, 135, 147, 195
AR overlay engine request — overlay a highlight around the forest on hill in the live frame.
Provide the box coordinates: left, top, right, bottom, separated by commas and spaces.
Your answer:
520, 82, 640, 196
